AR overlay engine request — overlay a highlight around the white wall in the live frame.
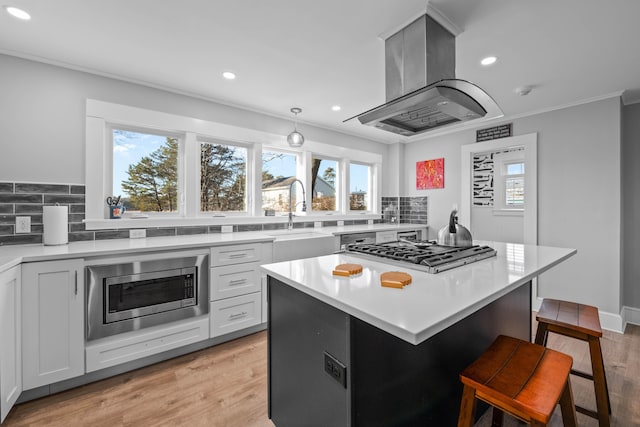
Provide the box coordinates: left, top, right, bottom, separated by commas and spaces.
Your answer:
404, 96, 623, 317
622, 103, 640, 310
0, 54, 387, 184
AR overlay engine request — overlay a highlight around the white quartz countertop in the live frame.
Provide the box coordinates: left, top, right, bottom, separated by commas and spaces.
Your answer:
261, 242, 576, 345
0, 223, 423, 272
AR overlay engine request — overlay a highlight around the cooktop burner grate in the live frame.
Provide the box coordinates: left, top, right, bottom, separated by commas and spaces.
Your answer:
344, 241, 497, 273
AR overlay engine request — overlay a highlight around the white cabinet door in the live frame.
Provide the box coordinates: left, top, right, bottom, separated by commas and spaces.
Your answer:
0, 266, 21, 422
21, 259, 85, 390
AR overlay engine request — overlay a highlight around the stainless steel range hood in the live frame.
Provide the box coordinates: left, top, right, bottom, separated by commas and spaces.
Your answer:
348, 14, 502, 137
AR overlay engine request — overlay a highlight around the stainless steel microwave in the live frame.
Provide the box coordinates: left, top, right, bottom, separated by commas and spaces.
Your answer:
86, 251, 208, 341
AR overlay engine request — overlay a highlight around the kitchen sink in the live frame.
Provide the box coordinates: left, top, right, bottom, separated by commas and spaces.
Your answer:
270, 230, 337, 261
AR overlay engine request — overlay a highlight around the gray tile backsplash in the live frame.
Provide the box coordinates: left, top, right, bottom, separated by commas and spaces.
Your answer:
0, 181, 388, 246
0, 181, 85, 246
382, 196, 428, 224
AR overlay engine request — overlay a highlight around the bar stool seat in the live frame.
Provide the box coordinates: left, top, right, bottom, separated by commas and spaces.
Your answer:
535, 298, 611, 427
458, 334, 577, 427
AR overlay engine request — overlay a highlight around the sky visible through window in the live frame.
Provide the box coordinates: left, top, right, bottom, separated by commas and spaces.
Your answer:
113, 131, 369, 197
113, 130, 167, 197
262, 155, 368, 191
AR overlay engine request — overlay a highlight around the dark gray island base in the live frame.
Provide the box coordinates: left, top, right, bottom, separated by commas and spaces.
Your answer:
267, 277, 532, 427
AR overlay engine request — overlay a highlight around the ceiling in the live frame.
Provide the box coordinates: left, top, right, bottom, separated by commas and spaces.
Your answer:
2, 0, 640, 144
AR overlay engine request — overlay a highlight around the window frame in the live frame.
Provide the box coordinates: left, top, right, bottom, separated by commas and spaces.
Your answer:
197, 137, 253, 216
108, 124, 185, 218
260, 147, 301, 215
493, 150, 525, 215
348, 161, 373, 213
310, 155, 340, 214
84, 99, 383, 229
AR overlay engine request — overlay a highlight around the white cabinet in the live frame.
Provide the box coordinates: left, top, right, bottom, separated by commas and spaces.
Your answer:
210, 293, 262, 337
1, 266, 21, 423
210, 243, 272, 338
376, 230, 397, 243
210, 262, 262, 300
21, 259, 85, 390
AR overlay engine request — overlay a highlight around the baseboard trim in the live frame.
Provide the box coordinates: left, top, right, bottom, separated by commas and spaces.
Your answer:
622, 305, 640, 330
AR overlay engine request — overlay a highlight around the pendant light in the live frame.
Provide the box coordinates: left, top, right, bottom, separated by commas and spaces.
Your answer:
287, 107, 304, 147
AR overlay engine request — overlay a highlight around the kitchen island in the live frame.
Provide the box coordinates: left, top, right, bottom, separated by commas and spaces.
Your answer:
261, 242, 576, 427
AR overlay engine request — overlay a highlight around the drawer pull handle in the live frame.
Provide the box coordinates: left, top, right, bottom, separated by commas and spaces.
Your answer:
228, 311, 248, 320
229, 278, 248, 285
229, 253, 248, 259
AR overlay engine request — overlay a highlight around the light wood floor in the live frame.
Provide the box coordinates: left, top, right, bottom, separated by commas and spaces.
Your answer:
5, 323, 640, 427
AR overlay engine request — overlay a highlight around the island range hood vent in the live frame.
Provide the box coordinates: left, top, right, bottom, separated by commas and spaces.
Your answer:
347, 14, 502, 136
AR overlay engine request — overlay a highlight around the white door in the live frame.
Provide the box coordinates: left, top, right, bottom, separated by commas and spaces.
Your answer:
0, 266, 21, 422
461, 133, 538, 245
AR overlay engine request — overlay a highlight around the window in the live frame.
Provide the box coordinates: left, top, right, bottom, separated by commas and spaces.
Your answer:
200, 141, 247, 212
112, 128, 180, 214
349, 163, 371, 211
311, 157, 338, 212
493, 150, 525, 211
504, 162, 525, 207
86, 100, 383, 226
261, 150, 298, 213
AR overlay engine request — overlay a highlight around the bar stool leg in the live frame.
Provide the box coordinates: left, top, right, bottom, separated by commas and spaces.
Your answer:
457, 384, 477, 427
588, 336, 611, 427
490, 407, 504, 427
534, 322, 548, 346
559, 379, 578, 427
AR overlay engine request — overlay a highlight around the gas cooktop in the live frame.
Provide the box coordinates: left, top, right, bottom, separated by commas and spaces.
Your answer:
343, 240, 497, 273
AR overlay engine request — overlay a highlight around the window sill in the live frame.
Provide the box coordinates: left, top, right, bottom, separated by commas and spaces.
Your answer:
492, 209, 524, 217
83, 213, 381, 230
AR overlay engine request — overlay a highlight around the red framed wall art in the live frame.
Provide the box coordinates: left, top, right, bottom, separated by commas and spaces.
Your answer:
416, 158, 444, 189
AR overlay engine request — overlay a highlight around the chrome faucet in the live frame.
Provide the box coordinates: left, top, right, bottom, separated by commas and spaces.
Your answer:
288, 179, 307, 230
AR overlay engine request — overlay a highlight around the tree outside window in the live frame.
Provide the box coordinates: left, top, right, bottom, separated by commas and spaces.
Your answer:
311, 158, 337, 211
113, 129, 178, 213
349, 163, 370, 211
200, 142, 247, 212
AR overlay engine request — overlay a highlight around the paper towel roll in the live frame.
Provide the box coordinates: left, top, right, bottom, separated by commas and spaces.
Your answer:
43, 205, 69, 245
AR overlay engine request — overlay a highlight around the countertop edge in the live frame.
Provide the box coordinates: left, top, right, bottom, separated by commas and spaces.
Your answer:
261, 244, 577, 346
0, 223, 427, 273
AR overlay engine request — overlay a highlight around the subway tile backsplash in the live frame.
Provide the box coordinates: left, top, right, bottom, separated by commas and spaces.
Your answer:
0, 181, 86, 246
0, 181, 385, 246
381, 196, 428, 225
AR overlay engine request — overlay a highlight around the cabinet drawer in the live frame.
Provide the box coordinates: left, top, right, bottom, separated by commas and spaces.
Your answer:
210, 262, 261, 301
376, 231, 397, 243
85, 316, 209, 372
210, 293, 262, 338
210, 243, 262, 266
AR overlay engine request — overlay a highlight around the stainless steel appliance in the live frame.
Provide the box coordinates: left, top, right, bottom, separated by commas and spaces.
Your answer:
86, 251, 208, 340
339, 231, 376, 250
344, 240, 496, 274
397, 229, 422, 242
437, 209, 473, 247
346, 14, 502, 136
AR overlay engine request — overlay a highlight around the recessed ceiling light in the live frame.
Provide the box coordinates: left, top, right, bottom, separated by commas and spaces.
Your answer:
222, 71, 236, 80
331, 105, 341, 111
481, 56, 497, 66
5, 5, 31, 20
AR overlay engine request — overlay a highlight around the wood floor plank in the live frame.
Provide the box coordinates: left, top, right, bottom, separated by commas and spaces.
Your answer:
4, 322, 640, 426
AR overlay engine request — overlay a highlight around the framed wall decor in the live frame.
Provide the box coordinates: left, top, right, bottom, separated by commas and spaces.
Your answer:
416, 158, 444, 190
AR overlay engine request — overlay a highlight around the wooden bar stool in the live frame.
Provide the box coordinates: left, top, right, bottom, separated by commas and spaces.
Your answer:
458, 335, 577, 427
534, 298, 611, 427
